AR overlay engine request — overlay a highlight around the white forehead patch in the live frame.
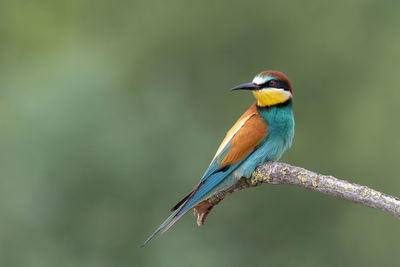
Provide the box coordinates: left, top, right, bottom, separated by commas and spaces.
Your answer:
252, 76, 269, 85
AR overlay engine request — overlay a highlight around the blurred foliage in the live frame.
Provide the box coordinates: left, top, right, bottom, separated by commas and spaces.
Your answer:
1, 0, 400, 266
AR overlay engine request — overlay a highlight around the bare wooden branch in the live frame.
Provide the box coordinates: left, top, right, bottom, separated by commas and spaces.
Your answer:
194, 162, 400, 224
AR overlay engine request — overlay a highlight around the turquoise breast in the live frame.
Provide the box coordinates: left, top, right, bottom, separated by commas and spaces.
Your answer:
234, 102, 294, 179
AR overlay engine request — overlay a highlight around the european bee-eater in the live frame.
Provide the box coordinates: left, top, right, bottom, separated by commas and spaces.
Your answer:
143, 70, 294, 246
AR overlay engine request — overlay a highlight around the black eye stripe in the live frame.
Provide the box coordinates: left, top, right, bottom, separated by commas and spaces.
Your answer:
260, 80, 291, 91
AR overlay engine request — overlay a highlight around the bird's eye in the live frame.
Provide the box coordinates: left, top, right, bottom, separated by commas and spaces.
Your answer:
268, 80, 276, 87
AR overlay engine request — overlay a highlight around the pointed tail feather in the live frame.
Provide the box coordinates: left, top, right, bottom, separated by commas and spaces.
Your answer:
142, 194, 199, 247
141, 211, 178, 247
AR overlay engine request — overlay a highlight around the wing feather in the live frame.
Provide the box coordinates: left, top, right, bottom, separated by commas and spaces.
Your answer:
220, 112, 267, 165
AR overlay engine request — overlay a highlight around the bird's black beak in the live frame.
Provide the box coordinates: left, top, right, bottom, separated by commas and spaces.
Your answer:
231, 82, 260, 91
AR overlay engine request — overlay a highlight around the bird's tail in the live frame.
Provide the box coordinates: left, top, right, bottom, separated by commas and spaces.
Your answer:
141, 211, 175, 247
141, 204, 191, 247
142, 168, 234, 247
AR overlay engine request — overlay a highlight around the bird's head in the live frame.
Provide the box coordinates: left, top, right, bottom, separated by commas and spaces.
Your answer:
231, 70, 292, 107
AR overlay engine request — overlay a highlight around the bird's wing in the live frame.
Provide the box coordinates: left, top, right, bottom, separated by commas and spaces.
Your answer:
200, 103, 268, 180
142, 103, 268, 246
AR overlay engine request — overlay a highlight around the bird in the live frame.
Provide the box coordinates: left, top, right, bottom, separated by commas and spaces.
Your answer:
142, 70, 294, 246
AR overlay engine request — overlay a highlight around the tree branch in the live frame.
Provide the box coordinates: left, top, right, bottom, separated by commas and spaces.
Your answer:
194, 162, 400, 225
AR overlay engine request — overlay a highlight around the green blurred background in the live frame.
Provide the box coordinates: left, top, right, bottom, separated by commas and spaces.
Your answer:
1, 0, 400, 266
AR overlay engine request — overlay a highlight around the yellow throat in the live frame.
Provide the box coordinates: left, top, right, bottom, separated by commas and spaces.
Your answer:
252, 89, 291, 106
